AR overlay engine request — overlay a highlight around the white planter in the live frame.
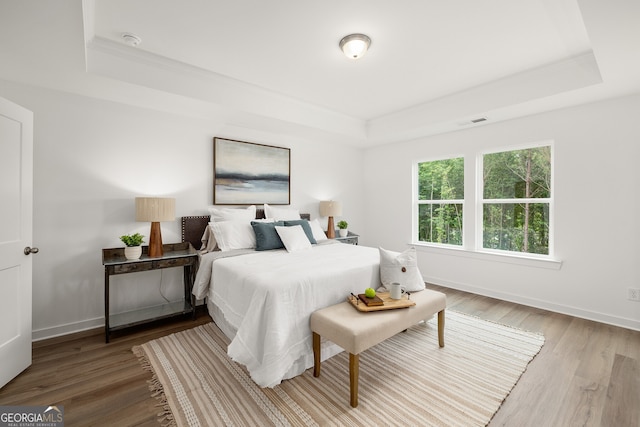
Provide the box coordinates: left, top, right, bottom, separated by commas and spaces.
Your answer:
338, 229, 348, 237
124, 246, 142, 260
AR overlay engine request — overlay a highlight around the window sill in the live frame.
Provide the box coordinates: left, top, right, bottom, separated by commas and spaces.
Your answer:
411, 242, 563, 270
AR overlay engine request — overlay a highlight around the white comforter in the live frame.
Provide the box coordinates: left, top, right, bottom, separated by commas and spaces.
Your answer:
193, 241, 380, 387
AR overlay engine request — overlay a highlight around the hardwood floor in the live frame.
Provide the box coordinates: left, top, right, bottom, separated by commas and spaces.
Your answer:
0, 288, 638, 426
0, 312, 213, 426
431, 285, 639, 427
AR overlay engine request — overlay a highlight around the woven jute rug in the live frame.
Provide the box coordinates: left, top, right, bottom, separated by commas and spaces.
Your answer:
133, 311, 544, 426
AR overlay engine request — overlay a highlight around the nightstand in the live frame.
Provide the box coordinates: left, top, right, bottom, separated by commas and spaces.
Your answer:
334, 231, 359, 245
102, 242, 198, 343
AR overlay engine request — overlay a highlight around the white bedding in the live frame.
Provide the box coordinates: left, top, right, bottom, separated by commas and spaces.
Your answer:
193, 241, 380, 387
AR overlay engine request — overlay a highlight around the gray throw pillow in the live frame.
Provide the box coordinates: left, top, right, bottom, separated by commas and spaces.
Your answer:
251, 221, 285, 251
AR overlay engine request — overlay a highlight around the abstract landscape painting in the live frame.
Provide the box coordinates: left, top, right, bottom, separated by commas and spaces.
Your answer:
214, 138, 290, 205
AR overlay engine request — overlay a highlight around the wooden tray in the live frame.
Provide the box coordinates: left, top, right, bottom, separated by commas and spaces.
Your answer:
347, 292, 416, 312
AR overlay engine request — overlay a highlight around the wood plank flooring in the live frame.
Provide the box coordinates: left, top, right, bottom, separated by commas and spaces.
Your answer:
0, 313, 213, 426
0, 287, 638, 426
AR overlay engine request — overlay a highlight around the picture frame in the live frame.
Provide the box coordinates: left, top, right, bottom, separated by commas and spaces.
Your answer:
213, 137, 291, 205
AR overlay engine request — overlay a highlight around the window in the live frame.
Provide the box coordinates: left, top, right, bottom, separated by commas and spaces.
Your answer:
416, 157, 464, 245
413, 143, 554, 259
481, 145, 552, 255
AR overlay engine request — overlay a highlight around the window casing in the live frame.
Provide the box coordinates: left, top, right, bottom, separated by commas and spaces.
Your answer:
414, 143, 553, 258
415, 157, 464, 246
480, 145, 552, 256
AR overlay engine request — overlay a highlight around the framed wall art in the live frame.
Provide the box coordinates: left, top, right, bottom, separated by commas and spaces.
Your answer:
213, 137, 291, 205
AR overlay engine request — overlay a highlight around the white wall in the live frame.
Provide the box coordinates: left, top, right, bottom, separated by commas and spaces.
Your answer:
2, 78, 638, 337
363, 94, 640, 331
0, 80, 366, 339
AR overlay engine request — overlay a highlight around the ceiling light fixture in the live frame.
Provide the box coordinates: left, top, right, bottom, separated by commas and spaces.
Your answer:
339, 34, 371, 60
121, 32, 142, 47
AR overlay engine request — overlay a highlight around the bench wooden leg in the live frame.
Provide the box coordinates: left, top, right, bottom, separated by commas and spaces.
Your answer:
313, 332, 321, 377
349, 353, 359, 407
438, 309, 445, 347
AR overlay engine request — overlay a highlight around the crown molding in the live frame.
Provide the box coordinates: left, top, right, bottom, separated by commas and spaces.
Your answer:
85, 36, 367, 141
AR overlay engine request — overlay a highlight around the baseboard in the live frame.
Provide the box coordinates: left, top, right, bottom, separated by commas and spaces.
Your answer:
32, 317, 104, 342
425, 276, 640, 332
31, 303, 210, 342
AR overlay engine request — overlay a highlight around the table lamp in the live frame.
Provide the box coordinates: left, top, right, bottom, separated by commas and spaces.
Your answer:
135, 197, 175, 257
319, 200, 342, 239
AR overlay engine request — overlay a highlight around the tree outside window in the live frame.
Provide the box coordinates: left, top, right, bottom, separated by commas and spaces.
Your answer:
482, 146, 551, 255
417, 157, 464, 245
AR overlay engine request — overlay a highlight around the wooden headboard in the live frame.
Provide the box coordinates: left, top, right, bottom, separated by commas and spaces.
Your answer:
181, 208, 310, 250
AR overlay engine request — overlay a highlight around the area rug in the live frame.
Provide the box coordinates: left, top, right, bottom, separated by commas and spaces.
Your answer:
133, 311, 544, 426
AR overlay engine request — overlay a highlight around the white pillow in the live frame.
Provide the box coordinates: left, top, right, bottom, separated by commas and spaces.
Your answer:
264, 203, 300, 220
209, 221, 256, 251
309, 218, 328, 241
275, 225, 312, 252
208, 205, 256, 222
378, 247, 425, 292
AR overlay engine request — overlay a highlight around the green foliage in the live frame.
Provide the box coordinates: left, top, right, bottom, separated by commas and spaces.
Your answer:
337, 220, 348, 229
120, 233, 144, 247
417, 158, 464, 245
483, 203, 549, 254
482, 146, 551, 254
418, 204, 463, 245
416, 147, 552, 254
483, 146, 550, 199
418, 158, 464, 201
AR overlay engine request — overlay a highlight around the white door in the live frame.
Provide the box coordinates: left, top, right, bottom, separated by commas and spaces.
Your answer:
0, 96, 34, 389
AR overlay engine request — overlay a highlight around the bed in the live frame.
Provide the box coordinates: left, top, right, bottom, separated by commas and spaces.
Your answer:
181, 208, 381, 387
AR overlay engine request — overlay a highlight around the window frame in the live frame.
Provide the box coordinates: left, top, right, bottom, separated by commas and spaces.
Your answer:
413, 155, 466, 248
476, 141, 554, 259
412, 141, 555, 262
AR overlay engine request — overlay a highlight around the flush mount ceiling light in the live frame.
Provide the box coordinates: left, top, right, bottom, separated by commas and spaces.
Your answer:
339, 33, 371, 59
121, 32, 142, 47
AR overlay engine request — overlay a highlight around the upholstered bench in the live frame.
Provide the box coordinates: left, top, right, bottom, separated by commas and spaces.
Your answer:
309, 288, 446, 407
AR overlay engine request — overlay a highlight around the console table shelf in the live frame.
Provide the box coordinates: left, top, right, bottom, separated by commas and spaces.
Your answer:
109, 301, 194, 331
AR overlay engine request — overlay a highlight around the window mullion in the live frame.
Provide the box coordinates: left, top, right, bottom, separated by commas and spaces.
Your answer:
417, 199, 464, 204
482, 198, 551, 204
465, 153, 477, 251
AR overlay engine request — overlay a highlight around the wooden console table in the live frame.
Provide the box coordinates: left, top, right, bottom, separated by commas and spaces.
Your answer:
335, 231, 359, 245
102, 242, 198, 343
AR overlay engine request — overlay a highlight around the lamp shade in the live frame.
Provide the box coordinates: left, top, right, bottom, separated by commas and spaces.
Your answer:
319, 200, 342, 217
135, 197, 175, 222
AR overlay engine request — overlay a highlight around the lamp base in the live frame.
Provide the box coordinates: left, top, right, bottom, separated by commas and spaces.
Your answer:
148, 221, 164, 258
326, 216, 336, 239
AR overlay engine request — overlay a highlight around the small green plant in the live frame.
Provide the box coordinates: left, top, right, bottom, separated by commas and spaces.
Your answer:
120, 233, 144, 247
337, 220, 348, 230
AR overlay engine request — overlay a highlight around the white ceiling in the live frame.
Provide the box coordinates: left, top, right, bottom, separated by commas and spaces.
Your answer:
93, 0, 592, 120
1, 0, 639, 147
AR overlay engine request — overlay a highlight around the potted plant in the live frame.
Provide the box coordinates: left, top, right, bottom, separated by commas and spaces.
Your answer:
120, 233, 144, 260
337, 220, 349, 237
